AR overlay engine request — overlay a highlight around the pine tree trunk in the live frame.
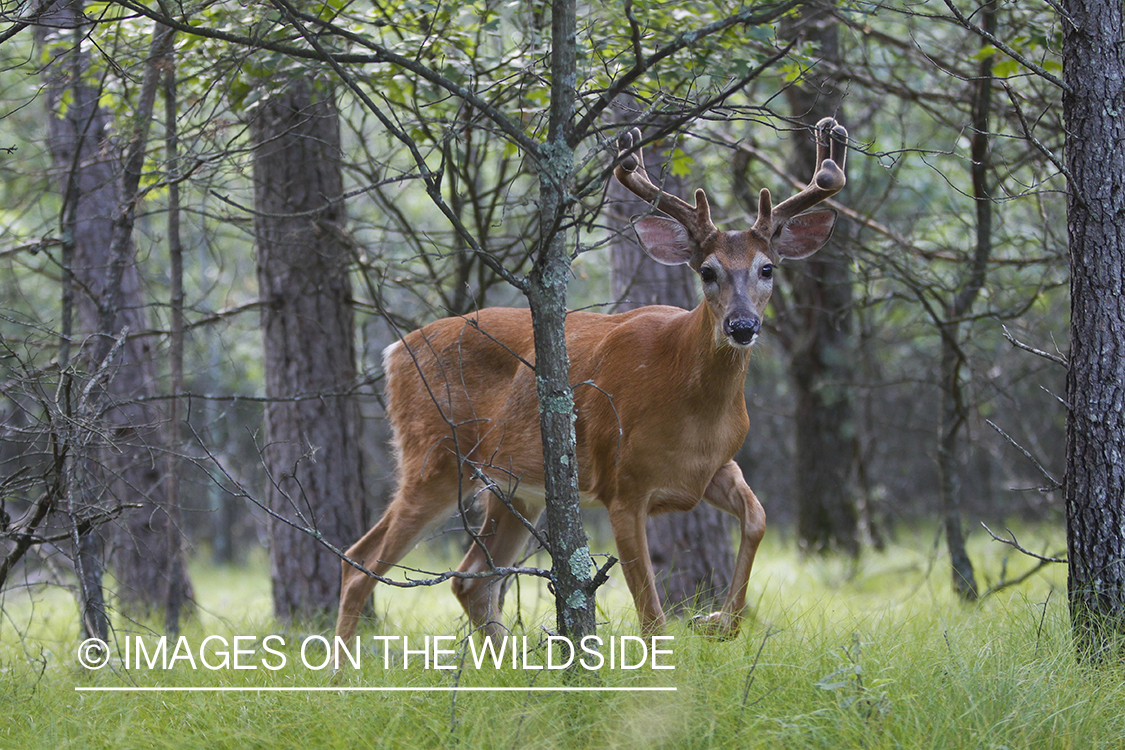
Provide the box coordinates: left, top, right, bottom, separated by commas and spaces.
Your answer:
39, 2, 191, 630
1061, 0, 1125, 661
250, 80, 366, 624
781, 6, 860, 556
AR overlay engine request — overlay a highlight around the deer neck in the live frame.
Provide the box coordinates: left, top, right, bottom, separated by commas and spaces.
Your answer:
681, 301, 752, 398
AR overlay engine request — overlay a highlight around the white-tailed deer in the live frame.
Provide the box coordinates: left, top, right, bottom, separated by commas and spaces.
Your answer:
336, 118, 847, 641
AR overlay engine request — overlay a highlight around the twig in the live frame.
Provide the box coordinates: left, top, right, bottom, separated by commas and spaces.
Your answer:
1035, 588, 1054, 648
984, 419, 1061, 491
938, 0, 1070, 94
587, 555, 619, 594
980, 522, 1066, 563
979, 557, 1057, 601
1002, 325, 1068, 368
740, 627, 775, 713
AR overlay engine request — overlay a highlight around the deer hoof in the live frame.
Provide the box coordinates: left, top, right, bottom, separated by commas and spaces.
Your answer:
690, 611, 740, 640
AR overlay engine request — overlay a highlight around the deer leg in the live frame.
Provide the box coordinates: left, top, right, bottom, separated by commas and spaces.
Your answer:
693, 461, 766, 639
452, 495, 536, 639
335, 474, 460, 642
608, 501, 666, 635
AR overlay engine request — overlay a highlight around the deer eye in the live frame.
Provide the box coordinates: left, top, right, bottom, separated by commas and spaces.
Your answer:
759, 264, 774, 280
699, 266, 718, 284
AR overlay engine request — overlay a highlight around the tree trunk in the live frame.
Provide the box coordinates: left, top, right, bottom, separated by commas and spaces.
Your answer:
935, 0, 1000, 603
780, 5, 860, 557
1061, 0, 1125, 660
938, 326, 979, 600
607, 129, 734, 614
162, 39, 190, 636
530, 0, 596, 641
251, 80, 367, 624
39, 2, 192, 631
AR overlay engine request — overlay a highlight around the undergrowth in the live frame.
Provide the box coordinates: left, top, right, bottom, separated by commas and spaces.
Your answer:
1, 526, 1122, 749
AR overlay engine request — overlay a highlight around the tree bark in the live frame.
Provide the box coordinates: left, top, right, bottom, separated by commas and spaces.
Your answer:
937, 329, 979, 600
39, 3, 192, 632
530, 0, 596, 641
103, 20, 193, 627
162, 36, 191, 636
251, 80, 367, 624
933, 0, 999, 603
1061, 0, 1125, 660
607, 130, 734, 614
780, 5, 860, 557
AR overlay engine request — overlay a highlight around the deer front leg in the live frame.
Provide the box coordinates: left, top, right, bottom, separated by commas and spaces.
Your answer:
692, 461, 766, 639
607, 501, 666, 635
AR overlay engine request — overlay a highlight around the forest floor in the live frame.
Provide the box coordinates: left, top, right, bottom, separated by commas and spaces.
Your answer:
1, 523, 1122, 749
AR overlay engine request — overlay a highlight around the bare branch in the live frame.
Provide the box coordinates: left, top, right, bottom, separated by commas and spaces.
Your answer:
985, 419, 1061, 491
938, 0, 1070, 93
589, 554, 618, 593
981, 522, 1066, 564
1002, 325, 1069, 368
979, 557, 1058, 600
978, 524, 1063, 601
1000, 82, 1074, 194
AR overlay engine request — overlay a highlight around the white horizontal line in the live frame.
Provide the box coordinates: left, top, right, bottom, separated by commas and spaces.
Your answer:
75, 686, 676, 693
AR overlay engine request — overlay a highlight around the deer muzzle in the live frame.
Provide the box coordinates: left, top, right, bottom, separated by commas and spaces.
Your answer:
723, 315, 761, 347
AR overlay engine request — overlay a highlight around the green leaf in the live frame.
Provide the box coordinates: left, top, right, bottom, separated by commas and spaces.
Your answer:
993, 59, 1020, 78
971, 45, 999, 61
670, 148, 694, 178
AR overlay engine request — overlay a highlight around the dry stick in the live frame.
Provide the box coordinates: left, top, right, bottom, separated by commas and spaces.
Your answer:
1001, 325, 1069, 368
980, 523, 1066, 564
0, 489, 54, 588
978, 523, 1065, 601
1035, 588, 1054, 649
740, 627, 775, 713
984, 419, 1061, 491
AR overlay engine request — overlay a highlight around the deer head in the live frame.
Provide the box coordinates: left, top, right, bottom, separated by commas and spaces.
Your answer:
614, 118, 848, 348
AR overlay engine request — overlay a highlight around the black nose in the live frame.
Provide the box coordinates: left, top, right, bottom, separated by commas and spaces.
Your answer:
724, 316, 760, 346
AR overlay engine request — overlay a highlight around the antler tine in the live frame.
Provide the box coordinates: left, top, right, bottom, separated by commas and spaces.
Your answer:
819, 116, 848, 173
614, 128, 716, 242
751, 188, 773, 237
770, 117, 848, 229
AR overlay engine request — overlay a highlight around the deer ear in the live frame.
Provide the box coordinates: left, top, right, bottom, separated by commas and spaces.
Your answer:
774, 209, 837, 260
633, 216, 698, 266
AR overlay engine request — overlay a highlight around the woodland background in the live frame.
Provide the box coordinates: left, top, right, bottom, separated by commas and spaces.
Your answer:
0, 0, 1078, 643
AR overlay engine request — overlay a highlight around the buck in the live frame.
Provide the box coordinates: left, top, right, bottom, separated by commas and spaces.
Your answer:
335, 117, 847, 642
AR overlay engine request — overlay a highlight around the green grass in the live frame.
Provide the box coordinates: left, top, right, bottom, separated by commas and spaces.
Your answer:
2, 527, 1123, 749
